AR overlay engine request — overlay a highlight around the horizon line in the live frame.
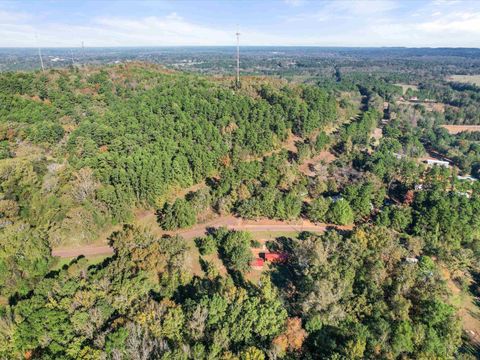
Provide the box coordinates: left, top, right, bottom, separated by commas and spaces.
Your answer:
1, 45, 480, 50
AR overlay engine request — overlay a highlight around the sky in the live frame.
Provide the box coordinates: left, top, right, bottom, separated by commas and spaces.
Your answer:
1, 0, 480, 48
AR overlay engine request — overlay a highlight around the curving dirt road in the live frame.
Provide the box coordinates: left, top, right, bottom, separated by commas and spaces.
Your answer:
52, 215, 351, 258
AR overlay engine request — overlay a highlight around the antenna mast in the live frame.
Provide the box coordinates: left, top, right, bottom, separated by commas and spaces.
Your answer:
69, 49, 75, 67
36, 35, 45, 73
81, 41, 86, 67
235, 28, 240, 88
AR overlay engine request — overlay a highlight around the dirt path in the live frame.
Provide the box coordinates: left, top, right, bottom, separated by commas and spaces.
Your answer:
52, 215, 351, 258
52, 245, 115, 258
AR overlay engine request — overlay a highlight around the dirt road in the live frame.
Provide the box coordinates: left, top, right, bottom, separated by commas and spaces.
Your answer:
52, 245, 115, 258
441, 124, 480, 134
52, 215, 351, 258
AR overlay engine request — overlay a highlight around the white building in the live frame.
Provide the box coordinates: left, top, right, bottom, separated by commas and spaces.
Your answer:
424, 158, 450, 168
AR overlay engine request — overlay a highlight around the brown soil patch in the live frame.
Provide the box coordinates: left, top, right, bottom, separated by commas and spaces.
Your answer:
299, 151, 336, 176
52, 245, 114, 258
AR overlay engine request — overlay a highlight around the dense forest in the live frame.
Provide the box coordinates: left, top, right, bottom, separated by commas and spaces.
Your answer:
0, 62, 479, 359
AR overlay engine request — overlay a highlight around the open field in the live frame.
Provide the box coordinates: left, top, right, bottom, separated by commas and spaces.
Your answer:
447, 75, 480, 86
441, 124, 480, 134
395, 83, 418, 94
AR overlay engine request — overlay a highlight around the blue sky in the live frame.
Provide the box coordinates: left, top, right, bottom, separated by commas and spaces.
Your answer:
1, 0, 480, 47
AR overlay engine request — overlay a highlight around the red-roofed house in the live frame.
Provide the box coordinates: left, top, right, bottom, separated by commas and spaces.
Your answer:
251, 258, 264, 269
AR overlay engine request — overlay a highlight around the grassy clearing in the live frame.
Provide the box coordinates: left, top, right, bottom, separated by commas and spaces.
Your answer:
51, 254, 109, 270
447, 75, 480, 86
395, 83, 419, 94
440, 266, 480, 347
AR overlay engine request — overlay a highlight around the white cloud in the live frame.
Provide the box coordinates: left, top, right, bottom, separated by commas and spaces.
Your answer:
417, 12, 480, 33
0, 11, 235, 47
0, 9, 31, 24
1, 1, 480, 47
284, 0, 306, 7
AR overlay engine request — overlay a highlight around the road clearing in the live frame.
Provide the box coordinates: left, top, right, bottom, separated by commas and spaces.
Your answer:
52, 215, 352, 258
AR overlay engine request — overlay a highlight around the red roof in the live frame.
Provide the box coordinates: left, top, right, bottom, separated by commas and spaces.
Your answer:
263, 252, 288, 262
251, 258, 264, 267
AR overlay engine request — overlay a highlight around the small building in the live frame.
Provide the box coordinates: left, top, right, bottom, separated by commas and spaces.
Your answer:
456, 191, 471, 198
457, 175, 478, 182
424, 158, 450, 168
414, 184, 424, 191
405, 257, 419, 264
262, 252, 288, 263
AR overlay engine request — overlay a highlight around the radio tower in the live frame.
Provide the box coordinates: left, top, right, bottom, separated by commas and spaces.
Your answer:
35, 34, 45, 73
69, 49, 75, 67
81, 41, 86, 67
235, 28, 240, 88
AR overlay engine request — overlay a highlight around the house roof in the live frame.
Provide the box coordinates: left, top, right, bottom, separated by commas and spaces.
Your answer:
251, 258, 264, 267
263, 252, 288, 262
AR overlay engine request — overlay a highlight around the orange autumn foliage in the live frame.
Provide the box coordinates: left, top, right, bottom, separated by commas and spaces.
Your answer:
273, 317, 307, 354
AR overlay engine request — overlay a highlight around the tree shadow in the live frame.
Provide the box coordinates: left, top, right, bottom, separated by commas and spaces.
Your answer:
458, 334, 480, 359
267, 235, 299, 308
